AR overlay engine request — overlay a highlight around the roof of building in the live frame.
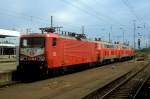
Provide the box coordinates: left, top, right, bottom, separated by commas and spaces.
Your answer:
0, 29, 20, 37
0, 43, 16, 47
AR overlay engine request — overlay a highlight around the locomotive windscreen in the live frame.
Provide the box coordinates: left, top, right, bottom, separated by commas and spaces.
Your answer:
20, 37, 45, 48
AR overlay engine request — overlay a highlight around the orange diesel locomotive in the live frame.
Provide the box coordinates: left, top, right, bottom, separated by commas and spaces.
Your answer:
17, 27, 134, 77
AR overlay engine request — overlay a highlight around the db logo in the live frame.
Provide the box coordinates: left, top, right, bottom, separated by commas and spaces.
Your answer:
30, 51, 35, 56
53, 52, 56, 56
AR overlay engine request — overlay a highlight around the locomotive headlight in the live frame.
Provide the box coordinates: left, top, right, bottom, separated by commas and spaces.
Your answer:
37, 56, 45, 61
20, 56, 26, 61
20, 57, 24, 61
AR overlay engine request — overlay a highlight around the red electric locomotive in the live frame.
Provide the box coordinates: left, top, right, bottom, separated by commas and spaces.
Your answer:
17, 27, 134, 78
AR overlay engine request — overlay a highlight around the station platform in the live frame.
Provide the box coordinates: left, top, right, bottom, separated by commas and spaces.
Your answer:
0, 62, 16, 86
0, 55, 16, 63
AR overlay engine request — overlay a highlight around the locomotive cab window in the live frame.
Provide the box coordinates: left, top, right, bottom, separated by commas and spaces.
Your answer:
20, 37, 45, 48
52, 38, 57, 46
22, 39, 27, 47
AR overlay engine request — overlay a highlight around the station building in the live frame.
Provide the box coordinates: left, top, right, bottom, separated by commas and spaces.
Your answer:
0, 29, 20, 56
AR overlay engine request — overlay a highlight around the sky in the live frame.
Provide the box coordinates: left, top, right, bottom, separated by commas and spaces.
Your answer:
0, 0, 150, 48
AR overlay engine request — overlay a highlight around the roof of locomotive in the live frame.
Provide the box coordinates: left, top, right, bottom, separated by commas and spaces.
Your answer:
20, 33, 59, 38
21, 32, 94, 42
20, 32, 132, 49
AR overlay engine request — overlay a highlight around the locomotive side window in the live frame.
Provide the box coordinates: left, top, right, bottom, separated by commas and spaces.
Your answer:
22, 39, 27, 47
52, 38, 57, 46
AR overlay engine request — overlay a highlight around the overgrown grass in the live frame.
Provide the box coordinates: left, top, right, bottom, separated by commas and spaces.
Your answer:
135, 48, 150, 58
139, 48, 150, 54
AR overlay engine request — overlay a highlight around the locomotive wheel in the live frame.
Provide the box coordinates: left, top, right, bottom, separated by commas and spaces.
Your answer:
40, 68, 49, 78
60, 67, 67, 75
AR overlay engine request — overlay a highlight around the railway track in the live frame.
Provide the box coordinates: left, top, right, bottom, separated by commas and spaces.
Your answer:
83, 62, 150, 99
135, 76, 150, 98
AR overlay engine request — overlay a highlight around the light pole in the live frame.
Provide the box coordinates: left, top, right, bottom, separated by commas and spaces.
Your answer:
51, 16, 53, 27
137, 26, 143, 49
120, 27, 125, 44
109, 25, 112, 43
101, 28, 106, 41
149, 32, 150, 48
133, 20, 136, 50
81, 26, 85, 34
137, 33, 142, 49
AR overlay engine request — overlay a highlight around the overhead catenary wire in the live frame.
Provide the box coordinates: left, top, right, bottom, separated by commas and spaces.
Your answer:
121, 0, 149, 26
0, 1, 125, 32
61, 0, 114, 25
79, 0, 123, 25
0, 8, 83, 31
0, 8, 49, 24
121, 0, 150, 48
0, 12, 48, 28
61, 0, 131, 42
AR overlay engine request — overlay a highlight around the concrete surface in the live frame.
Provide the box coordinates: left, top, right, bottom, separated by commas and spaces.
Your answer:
0, 62, 16, 71
0, 61, 147, 99
0, 62, 16, 85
